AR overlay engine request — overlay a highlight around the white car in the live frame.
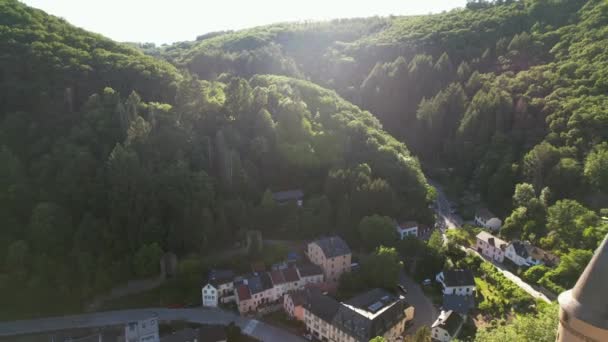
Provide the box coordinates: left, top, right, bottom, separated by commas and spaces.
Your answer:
422, 279, 432, 286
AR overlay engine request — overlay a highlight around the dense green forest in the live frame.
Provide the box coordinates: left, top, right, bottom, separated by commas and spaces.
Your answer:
0, 0, 607, 334
162, 0, 607, 215
0, 0, 432, 317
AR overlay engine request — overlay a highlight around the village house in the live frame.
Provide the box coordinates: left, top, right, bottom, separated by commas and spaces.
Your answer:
270, 269, 289, 302
235, 284, 254, 314
296, 262, 324, 286
202, 269, 235, 307
505, 240, 560, 267
474, 208, 502, 231
307, 236, 352, 284
396, 221, 418, 240
435, 269, 476, 296
475, 231, 508, 263
431, 310, 464, 342
272, 189, 304, 206
301, 288, 414, 342
284, 289, 309, 321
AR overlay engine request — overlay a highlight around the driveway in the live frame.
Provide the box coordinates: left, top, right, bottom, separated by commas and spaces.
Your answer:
0, 308, 305, 342
400, 271, 438, 334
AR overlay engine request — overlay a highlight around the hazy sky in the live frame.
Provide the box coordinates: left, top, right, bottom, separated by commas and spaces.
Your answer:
22, 0, 467, 44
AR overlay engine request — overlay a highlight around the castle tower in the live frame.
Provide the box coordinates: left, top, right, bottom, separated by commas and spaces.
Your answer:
557, 234, 608, 341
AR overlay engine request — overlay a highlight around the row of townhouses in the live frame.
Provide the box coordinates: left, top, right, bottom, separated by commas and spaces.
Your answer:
475, 231, 560, 267
202, 236, 352, 315
284, 287, 415, 342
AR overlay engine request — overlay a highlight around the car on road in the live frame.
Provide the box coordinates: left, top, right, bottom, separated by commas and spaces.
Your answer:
303, 333, 313, 340
422, 279, 432, 286
397, 284, 408, 294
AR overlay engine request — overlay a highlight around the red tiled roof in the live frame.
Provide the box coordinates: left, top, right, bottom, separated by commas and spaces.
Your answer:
270, 270, 287, 285
236, 284, 251, 301
282, 267, 300, 282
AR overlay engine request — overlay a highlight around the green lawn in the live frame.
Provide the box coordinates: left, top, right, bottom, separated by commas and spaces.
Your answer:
475, 277, 499, 302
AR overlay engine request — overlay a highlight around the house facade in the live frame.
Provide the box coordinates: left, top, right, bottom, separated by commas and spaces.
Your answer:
432, 310, 464, 342
505, 240, 559, 267
396, 221, 418, 240
235, 284, 254, 314
202, 269, 235, 307
474, 208, 502, 231
475, 231, 507, 263
307, 236, 352, 284
202, 283, 219, 307
435, 270, 476, 296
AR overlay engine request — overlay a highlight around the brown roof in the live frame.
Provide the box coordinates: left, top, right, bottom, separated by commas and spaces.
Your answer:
270, 269, 287, 285
282, 267, 300, 282
236, 284, 251, 301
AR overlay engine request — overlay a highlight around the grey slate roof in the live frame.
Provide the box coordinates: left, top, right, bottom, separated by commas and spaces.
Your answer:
313, 236, 351, 258
475, 207, 496, 220
297, 262, 323, 277
246, 274, 264, 295
558, 234, 608, 329
442, 294, 475, 314
303, 288, 341, 323
333, 289, 410, 342
259, 272, 273, 290
442, 269, 475, 287
207, 269, 235, 287
432, 310, 463, 336
272, 189, 304, 202
511, 240, 529, 258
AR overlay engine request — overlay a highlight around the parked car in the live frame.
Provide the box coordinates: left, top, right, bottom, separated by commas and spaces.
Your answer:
303, 333, 313, 341
422, 279, 432, 286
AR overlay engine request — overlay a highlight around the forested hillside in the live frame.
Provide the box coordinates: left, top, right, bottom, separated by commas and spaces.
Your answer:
1, 0, 607, 333
0, 0, 432, 317
166, 0, 607, 215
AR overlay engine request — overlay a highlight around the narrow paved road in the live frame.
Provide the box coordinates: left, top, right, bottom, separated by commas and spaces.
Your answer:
400, 271, 437, 334
0, 308, 305, 342
430, 179, 552, 304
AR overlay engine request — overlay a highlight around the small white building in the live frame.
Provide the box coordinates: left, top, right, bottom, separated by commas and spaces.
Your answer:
125, 316, 159, 342
475, 231, 507, 263
396, 221, 418, 240
432, 310, 464, 342
202, 269, 235, 307
202, 283, 219, 307
505, 240, 560, 267
474, 208, 502, 231
436, 269, 476, 296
